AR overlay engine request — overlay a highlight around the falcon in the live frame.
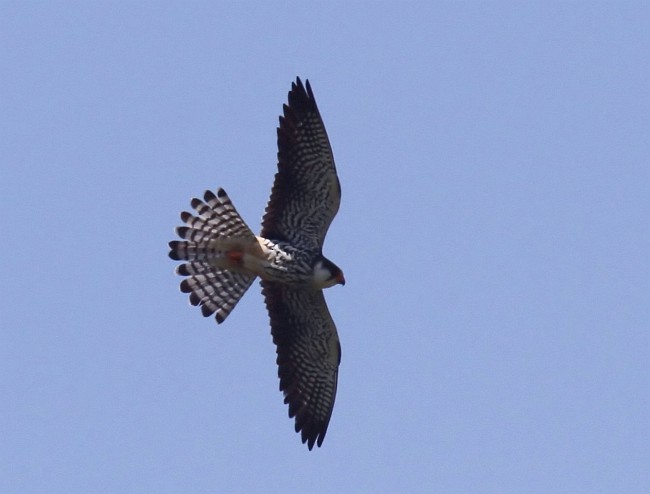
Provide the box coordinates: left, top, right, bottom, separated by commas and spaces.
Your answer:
168, 78, 344, 450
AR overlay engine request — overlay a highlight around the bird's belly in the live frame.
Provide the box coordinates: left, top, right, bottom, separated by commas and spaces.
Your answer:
243, 237, 313, 285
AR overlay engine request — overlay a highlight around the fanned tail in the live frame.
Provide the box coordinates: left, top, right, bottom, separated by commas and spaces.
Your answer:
169, 188, 257, 324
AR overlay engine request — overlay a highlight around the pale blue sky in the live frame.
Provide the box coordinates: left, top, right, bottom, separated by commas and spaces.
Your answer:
2, 2, 649, 493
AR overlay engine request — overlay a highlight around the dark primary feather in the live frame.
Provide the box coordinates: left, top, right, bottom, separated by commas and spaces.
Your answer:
261, 280, 341, 450
262, 77, 341, 251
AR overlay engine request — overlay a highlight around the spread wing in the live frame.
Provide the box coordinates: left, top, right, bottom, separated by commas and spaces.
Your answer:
261, 78, 341, 251
261, 280, 341, 450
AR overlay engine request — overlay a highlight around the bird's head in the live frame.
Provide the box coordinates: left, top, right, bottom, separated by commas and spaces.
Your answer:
313, 257, 345, 289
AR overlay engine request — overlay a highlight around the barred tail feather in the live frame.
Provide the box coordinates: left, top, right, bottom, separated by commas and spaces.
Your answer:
168, 240, 222, 262
189, 188, 256, 239
180, 266, 255, 324
169, 188, 257, 323
168, 188, 255, 262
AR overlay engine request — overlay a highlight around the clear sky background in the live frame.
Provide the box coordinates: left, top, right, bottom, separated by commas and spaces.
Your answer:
2, 2, 648, 493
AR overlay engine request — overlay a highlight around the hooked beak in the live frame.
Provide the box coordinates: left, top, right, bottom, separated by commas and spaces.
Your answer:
337, 272, 346, 286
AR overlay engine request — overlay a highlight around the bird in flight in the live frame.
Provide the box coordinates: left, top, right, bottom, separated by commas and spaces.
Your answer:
169, 78, 344, 450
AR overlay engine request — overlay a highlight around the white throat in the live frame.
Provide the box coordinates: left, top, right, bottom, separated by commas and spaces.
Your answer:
313, 260, 337, 289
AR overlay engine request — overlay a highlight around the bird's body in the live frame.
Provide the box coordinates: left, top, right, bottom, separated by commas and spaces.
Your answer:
169, 78, 344, 450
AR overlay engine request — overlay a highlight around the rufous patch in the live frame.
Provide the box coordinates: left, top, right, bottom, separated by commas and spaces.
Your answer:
227, 250, 244, 266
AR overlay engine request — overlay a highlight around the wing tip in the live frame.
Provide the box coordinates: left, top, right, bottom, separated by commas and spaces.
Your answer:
288, 76, 316, 111
302, 425, 327, 451
293, 76, 312, 95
